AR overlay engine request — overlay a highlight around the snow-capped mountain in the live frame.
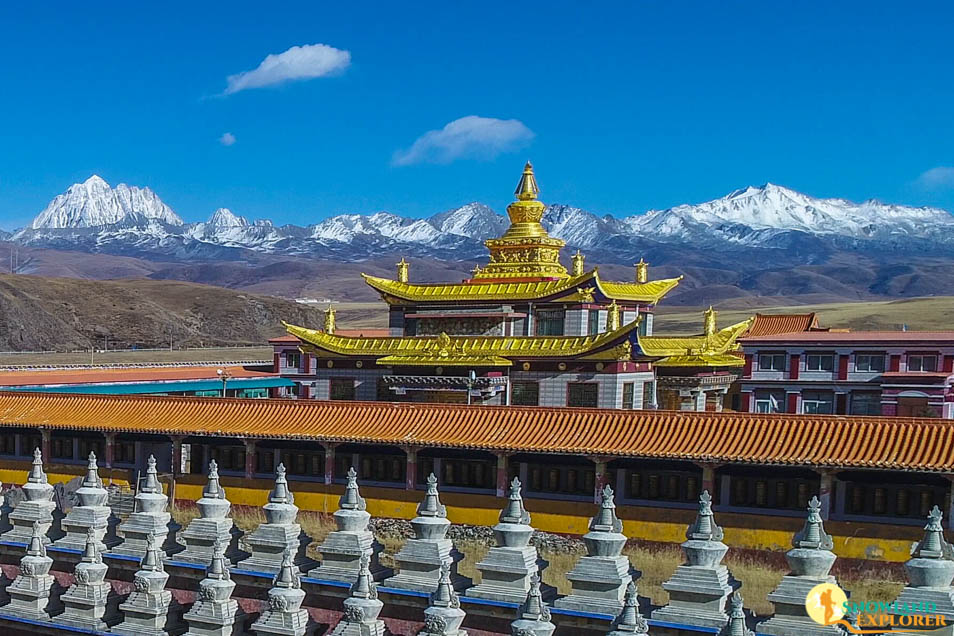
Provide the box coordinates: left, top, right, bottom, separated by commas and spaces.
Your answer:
12, 178, 954, 267
29, 175, 183, 230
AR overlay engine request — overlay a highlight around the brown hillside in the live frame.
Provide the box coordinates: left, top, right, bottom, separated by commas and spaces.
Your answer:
0, 275, 335, 351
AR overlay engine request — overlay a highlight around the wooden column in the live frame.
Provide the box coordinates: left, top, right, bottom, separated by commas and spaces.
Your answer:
403, 446, 419, 491
244, 439, 257, 478
323, 443, 337, 485
494, 452, 510, 498
590, 456, 612, 504
171, 436, 184, 477
104, 433, 116, 468
696, 462, 720, 496
40, 429, 51, 461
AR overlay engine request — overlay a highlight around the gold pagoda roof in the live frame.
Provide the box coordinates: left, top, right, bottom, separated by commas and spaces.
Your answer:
362, 269, 681, 305
284, 318, 643, 367
639, 317, 752, 368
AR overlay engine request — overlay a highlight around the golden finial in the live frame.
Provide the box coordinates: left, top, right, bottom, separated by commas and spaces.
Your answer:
396, 257, 409, 283
571, 250, 585, 277
635, 258, 648, 284
324, 305, 336, 335
704, 305, 717, 340
471, 263, 483, 277
607, 300, 621, 331
514, 161, 539, 201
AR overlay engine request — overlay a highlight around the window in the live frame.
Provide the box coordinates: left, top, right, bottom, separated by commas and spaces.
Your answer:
855, 353, 885, 372
758, 353, 786, 371
806, 353, 834, 372
511, 381, 539, 406
754, 390, 783, 413
285, 352, 302, 370
568, 382, 598, 408
850, 392, 882, 416
534, 310, 565, 336
642, 382, 655, 409
587, 310, 601, 335
622, 383, 634, 409
908, 354, 938, 372
802, 390, 834, 415
330, 378, 356, 401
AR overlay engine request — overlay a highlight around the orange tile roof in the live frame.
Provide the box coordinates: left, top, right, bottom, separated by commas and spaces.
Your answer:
0, 392, 953, 472
0, 365, 275, 388
742, 313, 820, 337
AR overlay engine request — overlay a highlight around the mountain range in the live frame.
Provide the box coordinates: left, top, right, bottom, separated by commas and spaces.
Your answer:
5, 175, 954, 306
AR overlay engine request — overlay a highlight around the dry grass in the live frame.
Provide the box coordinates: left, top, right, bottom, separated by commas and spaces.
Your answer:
174, 509, 906, 616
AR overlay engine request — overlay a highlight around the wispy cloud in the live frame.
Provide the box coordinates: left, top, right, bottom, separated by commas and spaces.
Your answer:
219, 132, 236, 146
224, 43, 351, 95
392, 116, 534, 166
915, 166, 954, 191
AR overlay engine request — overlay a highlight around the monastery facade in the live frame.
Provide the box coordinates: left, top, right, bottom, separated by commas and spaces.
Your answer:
275, 163, 748, 412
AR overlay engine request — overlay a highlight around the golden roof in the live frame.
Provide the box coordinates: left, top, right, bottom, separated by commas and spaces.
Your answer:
639, 317, 752, 368
284, 318, 643, 367
362, 269, 681, 304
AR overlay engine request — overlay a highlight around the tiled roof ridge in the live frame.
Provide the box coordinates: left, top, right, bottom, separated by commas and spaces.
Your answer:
1, 391, 953, 472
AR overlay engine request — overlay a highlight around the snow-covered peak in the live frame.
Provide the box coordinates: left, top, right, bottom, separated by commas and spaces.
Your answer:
30, 175, 183, 229
207, 207, 249, 228
628, 183, 954, 239
427, 203, 507, 240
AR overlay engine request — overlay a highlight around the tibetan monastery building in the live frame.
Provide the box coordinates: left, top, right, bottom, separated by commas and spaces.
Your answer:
279, 162, 748, 410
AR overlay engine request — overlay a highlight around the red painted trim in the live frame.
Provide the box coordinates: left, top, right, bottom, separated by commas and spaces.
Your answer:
943, 355, 954, 373
742, 354, 753, 379
836, 393, 847, 415
890, 354, 901, 372
740, 392, 752, 412
789, 354, 800, 380
787, 393, 799, 414
273, 353, 280, 373
838, 354, 849, 381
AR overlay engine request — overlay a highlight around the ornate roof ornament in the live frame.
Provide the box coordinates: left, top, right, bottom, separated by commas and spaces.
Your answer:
687, 490, 724, 542
324, 305, 336, 335
83, 451, 102, 488
792, 496, 834, 551
28, 447, 47, 484
500, 477, 531, 525
704, 306, 718, 340
269, 463, 293, 505
634, 258, 649, 284
609, 581, 649, 634
273, 550, 301, 590
571, 250, 585, 277
590, 485, 624, 534
912, 505, 954, 560
141, 455, 162, 494
396, 257, 409, 283
418, 473, 447, 519
607, 299, 621, 332
340, 467, 367, 511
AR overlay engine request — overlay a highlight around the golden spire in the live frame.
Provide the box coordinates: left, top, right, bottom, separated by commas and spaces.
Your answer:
514, 161, 540, 201
396, 257, 409, 283
607, 299, 621, 331
571, 250, 585, 277
324, 305, 336, 335
635, 258, 648, 284
704, 306, 717, 340
473, 161, 568, 281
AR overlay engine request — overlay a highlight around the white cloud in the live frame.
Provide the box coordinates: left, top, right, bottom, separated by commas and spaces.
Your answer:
392, 115, 534, 166
219, 132, 236, 146
916, 166, 954, 191
225, 43, 351, 95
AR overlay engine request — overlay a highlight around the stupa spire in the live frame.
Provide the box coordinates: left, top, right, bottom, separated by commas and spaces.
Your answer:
84, 451, 101, 488
340, 466, 367, 511
514, 161, 540, 201
474, 162, 568, 280
28, 448, 46, 483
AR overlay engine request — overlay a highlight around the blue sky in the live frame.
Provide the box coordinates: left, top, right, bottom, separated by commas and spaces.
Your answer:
0, 1, 952, 229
